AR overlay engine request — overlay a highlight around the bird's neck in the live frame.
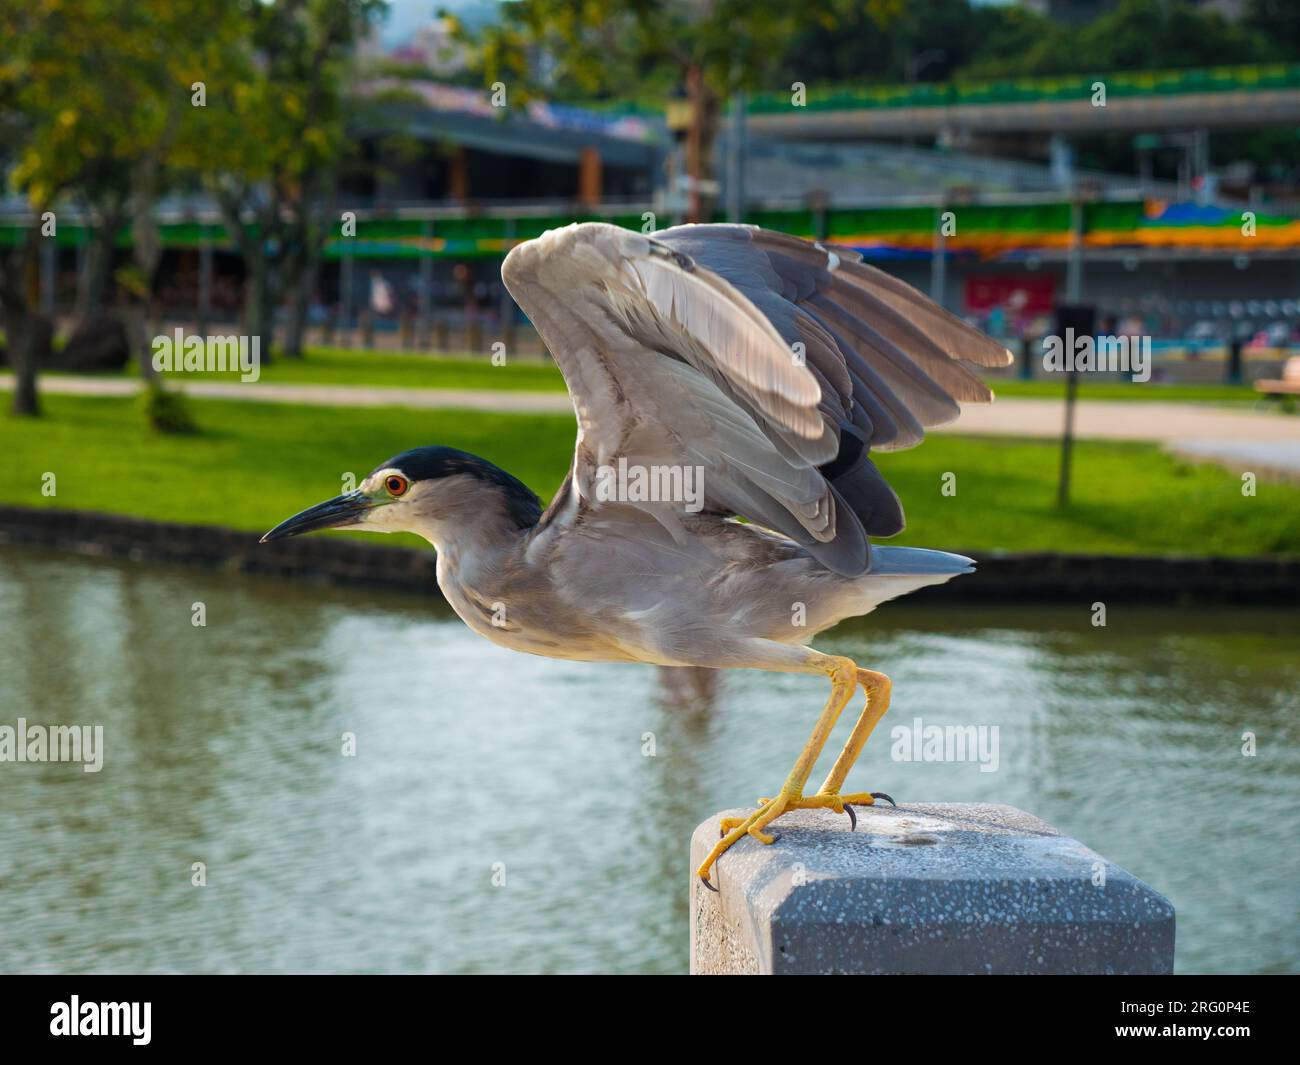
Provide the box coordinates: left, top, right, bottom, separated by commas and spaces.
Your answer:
410, 506, 525, 558
404, 491, 531, 592
428, 519, 530, 621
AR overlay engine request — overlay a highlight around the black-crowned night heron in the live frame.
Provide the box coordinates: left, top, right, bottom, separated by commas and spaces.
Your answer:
262, 223, 1011, 887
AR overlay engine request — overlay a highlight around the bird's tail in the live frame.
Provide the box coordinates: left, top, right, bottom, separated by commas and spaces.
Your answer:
856, 545, 974, 610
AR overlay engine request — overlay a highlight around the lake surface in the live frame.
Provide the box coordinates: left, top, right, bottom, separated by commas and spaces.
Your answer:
0, 545, 1296, 974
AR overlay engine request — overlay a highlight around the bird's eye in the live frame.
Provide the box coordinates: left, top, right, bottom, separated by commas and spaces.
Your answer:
385, 474, 409, 497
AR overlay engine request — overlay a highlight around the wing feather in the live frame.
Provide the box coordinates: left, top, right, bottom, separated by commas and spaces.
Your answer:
502, 221, 1006, 576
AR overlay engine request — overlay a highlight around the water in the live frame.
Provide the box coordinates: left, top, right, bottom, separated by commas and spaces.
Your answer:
0, 546, 1296, 974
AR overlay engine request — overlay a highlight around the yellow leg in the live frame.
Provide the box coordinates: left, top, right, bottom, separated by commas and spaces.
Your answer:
817, 668, 892, 796
696, 654, 858, 886
714, 668, 895, 863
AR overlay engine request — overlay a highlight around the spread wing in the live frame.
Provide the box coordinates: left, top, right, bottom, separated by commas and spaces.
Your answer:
501, 221, 1010, 576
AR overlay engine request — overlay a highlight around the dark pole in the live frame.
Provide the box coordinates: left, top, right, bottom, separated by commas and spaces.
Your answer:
1057, 368, 1078, 507
417, 219, 432, 349
198, 226, 212, 339
1019, 334, 1033, 380
1227, 336, 1243, 384
726, 91, 746, 224
1057, 199, 1088, 508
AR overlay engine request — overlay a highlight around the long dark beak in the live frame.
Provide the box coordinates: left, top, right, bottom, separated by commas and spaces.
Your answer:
260, 490, 376, 543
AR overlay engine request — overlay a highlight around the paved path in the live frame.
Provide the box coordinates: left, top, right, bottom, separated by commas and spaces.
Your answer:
1167, 440, 1300, 482
952, 397, 1300, 444
2, 375, 576, 415
7, 375, 1299, 464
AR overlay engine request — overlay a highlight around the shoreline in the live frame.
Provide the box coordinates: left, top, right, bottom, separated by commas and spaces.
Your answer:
2, 505, 1297, 604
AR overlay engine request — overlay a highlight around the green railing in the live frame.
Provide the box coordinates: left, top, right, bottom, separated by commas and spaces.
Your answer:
745, 63, 1300, 114
4, 199, 1297, 258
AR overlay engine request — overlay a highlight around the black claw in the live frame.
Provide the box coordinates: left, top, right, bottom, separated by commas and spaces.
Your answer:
700, 875, 719, 893
871, 791, 897, 807
769, 834, 781, 844
846, 804, 857, 831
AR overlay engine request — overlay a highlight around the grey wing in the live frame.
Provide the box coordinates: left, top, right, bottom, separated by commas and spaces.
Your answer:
652, 223, 1012, 541
501, 222, 1008, 577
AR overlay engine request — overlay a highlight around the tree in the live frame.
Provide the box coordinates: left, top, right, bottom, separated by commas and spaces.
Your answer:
78, 1, 242, 381
954, 0, 1265, 80
203, 0, 386, 358
452, 0, 888, 221
0, 0, 243, 414
0, 0, 85, 415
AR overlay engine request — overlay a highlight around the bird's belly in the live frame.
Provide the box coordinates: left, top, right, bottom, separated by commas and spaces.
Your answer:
438, 577, 648, 664
474, 618, 643, 663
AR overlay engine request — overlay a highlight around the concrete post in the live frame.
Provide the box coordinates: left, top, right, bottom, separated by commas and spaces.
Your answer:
690, 803, 1174, 975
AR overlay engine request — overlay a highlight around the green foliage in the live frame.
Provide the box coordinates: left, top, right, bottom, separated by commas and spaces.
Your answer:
203, 0, 386, 203
449, 0, 870, 105
135, 383, 197, 435
0, 0, 242, 211
776, 0, 1299, 89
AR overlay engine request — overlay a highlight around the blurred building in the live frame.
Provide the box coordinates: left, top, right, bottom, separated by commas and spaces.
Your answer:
6, 58, 1300, 379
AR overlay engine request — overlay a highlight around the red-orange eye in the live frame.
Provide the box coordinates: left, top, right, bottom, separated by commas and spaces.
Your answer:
385, 474, 409, 496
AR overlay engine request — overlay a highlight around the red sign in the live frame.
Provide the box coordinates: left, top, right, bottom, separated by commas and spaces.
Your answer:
964, 274, 1056, 315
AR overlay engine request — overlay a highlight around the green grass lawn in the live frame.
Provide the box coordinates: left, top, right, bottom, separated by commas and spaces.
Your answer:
5, 392, 1297, 557
147, 346, 567, 391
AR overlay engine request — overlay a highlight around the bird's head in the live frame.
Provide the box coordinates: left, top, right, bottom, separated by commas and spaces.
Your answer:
260, 446, 542, 548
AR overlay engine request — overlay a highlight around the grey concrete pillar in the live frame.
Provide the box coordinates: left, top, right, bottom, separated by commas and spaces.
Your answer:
690, 803, 1174, 975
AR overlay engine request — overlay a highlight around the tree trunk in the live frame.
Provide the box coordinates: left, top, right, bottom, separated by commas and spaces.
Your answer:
5, 307, 41, 416
238, 245, 278, 359
256, 256, 278, 358
281, 172, 335, 359
687, 78, 723, 224
74, 208, 122, 329
217, 192, 278, 363
124, 156, 168, 382
282, 216, 329, 360
1, 234, 45, 416
282, 254, 314, 359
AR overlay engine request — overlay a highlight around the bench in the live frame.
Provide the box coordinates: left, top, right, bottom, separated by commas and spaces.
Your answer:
1255, 355, 1300, 396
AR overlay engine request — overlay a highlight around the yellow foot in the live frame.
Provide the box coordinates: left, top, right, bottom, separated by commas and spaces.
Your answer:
698, 790, 898, 890
759, 790, 896, 830
697, 791, 797, 890
758, 790, 894, 813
